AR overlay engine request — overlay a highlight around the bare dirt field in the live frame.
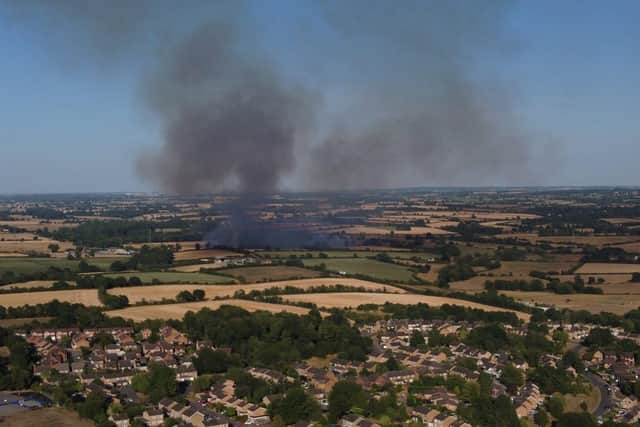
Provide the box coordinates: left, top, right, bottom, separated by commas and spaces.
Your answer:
0, 289, 101, 308
106, 299, 313, 321
109, 278, 406, 304
1, 407, 94, 427
174, 249, 243, 261
282, 292, 530, 321
500, 291, 640, 315
576, 263, 640, 275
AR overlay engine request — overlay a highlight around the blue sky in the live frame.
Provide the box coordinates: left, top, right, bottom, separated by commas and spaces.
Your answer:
0, 0, 638, 193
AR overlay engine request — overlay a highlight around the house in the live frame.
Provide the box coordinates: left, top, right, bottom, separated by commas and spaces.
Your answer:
141, 408, 164, 426
109, 413, 130, 427
385, 369, 417, 385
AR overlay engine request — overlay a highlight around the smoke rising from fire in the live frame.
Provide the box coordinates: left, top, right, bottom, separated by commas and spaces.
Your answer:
3, 0, 533, 193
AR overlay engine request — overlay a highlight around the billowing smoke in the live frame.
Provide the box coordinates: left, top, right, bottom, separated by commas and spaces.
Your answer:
2, 0, 533, 193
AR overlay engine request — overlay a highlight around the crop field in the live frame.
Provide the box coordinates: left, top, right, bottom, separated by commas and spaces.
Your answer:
4, 280, 68, 290
220, 266, 321, 282
486, 261, 578, 277
283, 292, 530, 321
499, 291, 640, 315
174, 249, 243, 261
109, 278, 405, 304
0, 289, 101, 308
0, 258, 80, 274
416, 263, 446, 284
106, 299, 314, 321
500, 233, 640, 247
0, 219, 75, 232
102, 271, 234, 284
302, 258, 415, 282
575, 263, 640, 274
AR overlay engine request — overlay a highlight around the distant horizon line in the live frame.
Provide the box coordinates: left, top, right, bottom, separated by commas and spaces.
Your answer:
1, 185, 640, 198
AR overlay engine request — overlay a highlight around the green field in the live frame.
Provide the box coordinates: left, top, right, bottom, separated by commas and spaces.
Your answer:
0, 257, 80, 274
86, 257, 130, 270
222, 265, 321, 282
302, 258, 416, 282
102, 271, 234, 284
259, 250, 436, 260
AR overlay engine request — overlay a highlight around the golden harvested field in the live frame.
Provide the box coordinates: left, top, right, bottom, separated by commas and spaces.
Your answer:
0, 220, 74, 232
0, 289, 101, 308
283, 292, 530, 321
106, 299, 313, 321
501, 233, 640, 247
576, 263, 640, 274
416, 264, 446, 283
221, 266, 321, 282
5, 280, 69, 290
109, 278, 406, 304
0, 237, 72, 254
612, 242, 640, 253
174, 249, 243, 261
501, 291, 640, 315
1, 407, 95, 427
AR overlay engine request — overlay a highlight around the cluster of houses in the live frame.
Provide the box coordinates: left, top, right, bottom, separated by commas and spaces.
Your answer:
16, 315, 640, 426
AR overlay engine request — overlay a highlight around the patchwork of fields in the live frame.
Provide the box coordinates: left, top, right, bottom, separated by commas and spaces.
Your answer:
108, 278, 405, 304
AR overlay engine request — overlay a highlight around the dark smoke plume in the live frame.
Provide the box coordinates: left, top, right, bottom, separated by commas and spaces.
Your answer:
2, 0, 534, 192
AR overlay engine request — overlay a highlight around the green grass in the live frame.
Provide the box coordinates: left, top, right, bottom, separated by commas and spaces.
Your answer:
0, 257, 81, 274
222, 265, 321, 282
302, 258, 416, 282
102, 271, 234, 284
86, 257, 130, 270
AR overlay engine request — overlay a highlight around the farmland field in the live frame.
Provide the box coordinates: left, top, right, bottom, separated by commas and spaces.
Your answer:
0, 289, 101, 308
283, 292, 530, 321
258, 250, 436, 260
174, 249, 243, 261
220, 266, 321, 282
4, 280, 70, 290
302, 258, 416, 282
575, 263, 640, 274
106, 299, 314, 321
108, 278, 405, 303
0, 257, 80, 274
500, 291, 640, 315
102, 271, 234, 284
